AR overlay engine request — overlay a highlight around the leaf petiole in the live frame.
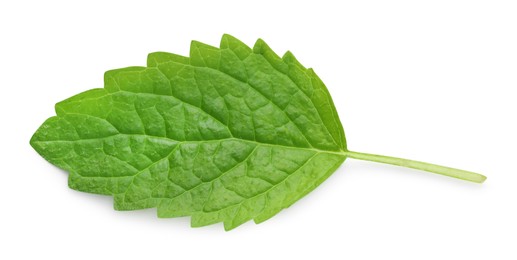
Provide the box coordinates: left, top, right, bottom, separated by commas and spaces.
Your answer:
344, 150, 486, 183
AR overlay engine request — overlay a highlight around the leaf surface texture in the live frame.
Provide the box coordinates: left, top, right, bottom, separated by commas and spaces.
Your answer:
31, 35, 347, 230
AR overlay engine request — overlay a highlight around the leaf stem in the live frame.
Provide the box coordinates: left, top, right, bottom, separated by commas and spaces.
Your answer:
344, 150, 486, 183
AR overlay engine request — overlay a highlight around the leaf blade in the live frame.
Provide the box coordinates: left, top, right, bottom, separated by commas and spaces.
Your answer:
31, 35, 347, 230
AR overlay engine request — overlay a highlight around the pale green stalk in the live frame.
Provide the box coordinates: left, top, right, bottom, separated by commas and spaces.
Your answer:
344, 150, 486, 183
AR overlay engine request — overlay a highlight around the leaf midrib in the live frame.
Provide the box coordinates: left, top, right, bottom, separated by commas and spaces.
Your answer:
33, 133, 347, 156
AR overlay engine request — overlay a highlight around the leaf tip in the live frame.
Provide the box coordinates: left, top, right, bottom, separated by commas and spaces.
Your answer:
29, 116, 60, 151
29, 133, 38, 151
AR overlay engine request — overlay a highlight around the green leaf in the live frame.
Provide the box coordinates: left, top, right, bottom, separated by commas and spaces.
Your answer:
31, 34, 347, 230
31, 34, 486, 231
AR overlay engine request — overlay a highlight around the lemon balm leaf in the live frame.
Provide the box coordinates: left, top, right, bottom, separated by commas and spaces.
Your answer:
30, 34, 486, 231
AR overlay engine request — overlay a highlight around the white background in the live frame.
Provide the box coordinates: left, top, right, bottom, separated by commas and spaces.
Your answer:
1, 0, 516, 259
